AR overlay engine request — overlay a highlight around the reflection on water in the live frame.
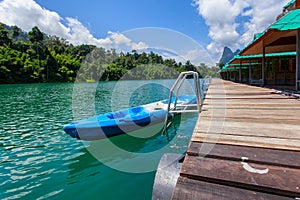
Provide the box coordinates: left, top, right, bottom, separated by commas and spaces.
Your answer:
0, 80, 199, 200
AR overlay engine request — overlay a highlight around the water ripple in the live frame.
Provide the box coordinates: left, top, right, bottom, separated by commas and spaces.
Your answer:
0, 83, 76, 200
0, 81, 199, 200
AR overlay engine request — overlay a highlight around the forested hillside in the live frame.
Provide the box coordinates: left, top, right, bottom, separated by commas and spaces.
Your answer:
0, 23, 217, 83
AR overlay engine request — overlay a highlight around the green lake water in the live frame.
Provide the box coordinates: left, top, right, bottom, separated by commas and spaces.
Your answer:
0, 80, 199, 200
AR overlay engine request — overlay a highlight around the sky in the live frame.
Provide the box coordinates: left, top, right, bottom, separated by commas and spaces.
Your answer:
0, 0, 291, 65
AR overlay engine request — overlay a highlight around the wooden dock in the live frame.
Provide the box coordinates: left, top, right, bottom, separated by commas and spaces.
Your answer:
171, 79, 300, 199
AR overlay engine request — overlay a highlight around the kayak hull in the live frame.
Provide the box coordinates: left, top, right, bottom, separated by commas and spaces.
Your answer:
63, 95, 196, 141
63, 109, 167, 140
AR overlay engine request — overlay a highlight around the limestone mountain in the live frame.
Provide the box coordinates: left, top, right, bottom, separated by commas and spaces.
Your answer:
219, 46, 235, 65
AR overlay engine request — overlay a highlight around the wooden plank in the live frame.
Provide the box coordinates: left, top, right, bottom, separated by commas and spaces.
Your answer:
205, 95, 296, 99
187, 142, 300, 169
213, 100, 300, 105
207, 93, 298, 97
207, 91, 274, 95
194, 126, 300, 140
209, 87, 265, 90
200, 109, 300, 120
203, 99, 300, 105
194, 119, 300, 138
172, 177, 293, 200
195, 118, 300, 132
202, 106, 300, 110
202, 104, 300, 107
192, 133, 300, 151
200, 115, 300, 125
180, 156, 300, 197
201, 107, 300, 114
207, 90, 292, 95
207, 92, 292, 96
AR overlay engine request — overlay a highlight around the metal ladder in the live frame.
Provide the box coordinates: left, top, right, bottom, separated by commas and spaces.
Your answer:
163, 71, 203, 133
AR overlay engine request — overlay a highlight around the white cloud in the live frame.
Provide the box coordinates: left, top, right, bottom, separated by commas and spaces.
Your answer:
66, 17, 100, 46
239, 0, 288, 45
0, 0, 147, 52
183, 48, 215, 66
194, 0, 291, 58
0, 0, 70, 37
132, 42, 148, 51
108, 31, 131, 46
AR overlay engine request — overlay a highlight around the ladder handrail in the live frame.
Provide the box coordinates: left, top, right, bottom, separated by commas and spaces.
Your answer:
194, 72, 201, 112
174, 74, 190, 110
163, 71, 203, 134
166, 72, 191, 114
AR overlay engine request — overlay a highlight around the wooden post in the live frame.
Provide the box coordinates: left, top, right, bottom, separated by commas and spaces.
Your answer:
262, 47, 265, 86
234, 66, 237, 81
297, 29, 300, 91
272, 58, 276, 85
249, 60, 251, 82
296, 0, 300, 101
239, 61, 242, 83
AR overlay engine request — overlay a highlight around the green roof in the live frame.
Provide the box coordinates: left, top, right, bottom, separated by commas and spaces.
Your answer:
238, 9, 300, 55
254, 33, 264, 40
222, 68, 238, 72
284, 0, 295, 9
224, 9, 300, 73
229, 63, 263, 66
221, 51, 296, 73
218, 63, 248, 73
234, 51, 296, 60
218, 67, 238, 73
270, 9, 300, 31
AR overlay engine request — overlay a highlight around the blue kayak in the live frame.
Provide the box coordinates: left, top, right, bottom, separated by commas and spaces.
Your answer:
63, 95, 196, 140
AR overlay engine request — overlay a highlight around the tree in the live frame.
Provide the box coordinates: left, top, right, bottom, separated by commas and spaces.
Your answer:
0, 24, 217, 83
46, 35, 69, 54
28, 26, 44, 43
11, 25, 21, 41
137, 52, 148, 64
184, 60, 196, 71
28, 26, 46, 81
0, 23, 11, 46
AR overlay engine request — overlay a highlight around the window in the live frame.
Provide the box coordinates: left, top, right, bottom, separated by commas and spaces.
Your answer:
279, 58, 289, 72
291, 57, 296, 72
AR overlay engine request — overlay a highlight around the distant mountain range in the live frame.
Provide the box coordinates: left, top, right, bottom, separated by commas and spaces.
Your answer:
219, 46, 240, 65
